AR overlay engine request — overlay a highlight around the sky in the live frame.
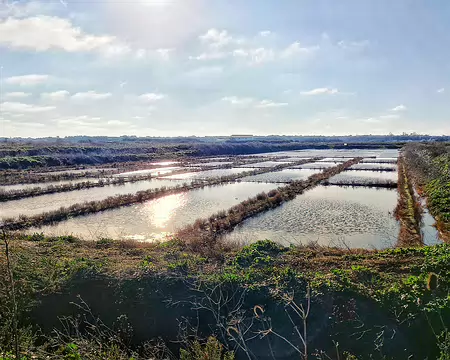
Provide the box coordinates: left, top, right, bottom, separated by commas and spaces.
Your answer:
0, 0, 450, 138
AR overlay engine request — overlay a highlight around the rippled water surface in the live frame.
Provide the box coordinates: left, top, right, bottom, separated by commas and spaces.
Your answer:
0, 178, 100, 192
292, 162, 340, 169
239, 161, 294, 168
34, 168, 116, 176
1, 178, 185, 219
116, 166, 182, 177
241, 169, 322, 183
187, 162, 234, 167
161, 168, 255, 180
327, 170, 398, 184
350, 163, 398, 171
29, 182, 278, 241
223, 185, 399, 249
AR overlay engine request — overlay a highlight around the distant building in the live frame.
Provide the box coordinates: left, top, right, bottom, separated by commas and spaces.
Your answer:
230, 134, 254, 138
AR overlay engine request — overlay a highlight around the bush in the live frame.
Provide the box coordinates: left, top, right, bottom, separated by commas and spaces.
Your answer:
180, 337, 234, 360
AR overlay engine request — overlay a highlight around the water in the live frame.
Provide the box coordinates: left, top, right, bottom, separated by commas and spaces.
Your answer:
0, 178, 101, 192
34, 168, 116, 176
414, 191, 442, 246
187, 162, 234, 167
317, 158, 347, 162
223, 185, 399, 249
1, 178, 186, 219
349, 163, 398, 171
327, 170, 398, 185
29, 182, 279, 241
274, 157, 312, 162
251, 149, 399, 159
239, 161, 294, 168
148, 161, 179, 166
292, 162, 340, 169
240, 169, 323, 183
362, 158, 398, 164
161, 168, 256, 180
116, 166, 182, 177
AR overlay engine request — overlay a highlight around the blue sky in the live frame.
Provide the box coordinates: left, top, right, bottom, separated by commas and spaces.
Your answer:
0, 0, 449, 137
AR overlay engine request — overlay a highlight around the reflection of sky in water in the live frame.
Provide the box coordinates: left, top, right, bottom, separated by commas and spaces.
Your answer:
350, 163, 398, 171
116, 166, 182, 177
162, 168, 255, 180
223, 185, 399, 249
239, 161, 294, 168
187, 162, 234, 167
328, 170, 397, 184
30, 182, 278, 241
240, 169, 322, 183
243, 149, 399, 159
2, 178, 185, 219
0, 178, 100, 192
143, 193, 187, 228
293, 162, 340, 169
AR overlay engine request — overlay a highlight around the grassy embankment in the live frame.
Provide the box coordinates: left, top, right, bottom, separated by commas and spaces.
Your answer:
403, 143, 450, 242
1, 234, 450, 359
395, 156, 423, 247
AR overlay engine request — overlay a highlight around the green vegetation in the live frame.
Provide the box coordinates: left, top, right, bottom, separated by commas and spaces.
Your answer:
403, 143, 450, 241
394, 157, 423, 246
1, 235, 450, 359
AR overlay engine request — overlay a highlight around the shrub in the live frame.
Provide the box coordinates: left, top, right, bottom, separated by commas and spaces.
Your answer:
180, 337, 234, 360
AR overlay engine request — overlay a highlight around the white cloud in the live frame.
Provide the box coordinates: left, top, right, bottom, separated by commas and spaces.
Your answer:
2, 101, 55, 113
338, 40, 370, 51
71, 91, 112, 100
256, 100, 288, 108
362, 117, 382, 124
233, 48, 275, 65
135, 48, 147, 59
107, 120, 130, 126
189, 52, 227, 61
301, 88, 339, 96
199, 28, 233, 48
4, 92, 31, 98
138, 93, 166, 102
41, 90, 70, 101
56, 115, 102, 126
5, 74, 50, 86
221, 96, 255, 106
259, 30, 272, 37
0, 1, 57, 19
391, 104, 406, 112
186, 66, 223, 77
222, 97, 287, 108
280, 42, 319, 58
379, 114, 400, 120
437, 88, 445, 93
156, 48, 174, 60
0, 15, 118, 52
102, 44, 132, 57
